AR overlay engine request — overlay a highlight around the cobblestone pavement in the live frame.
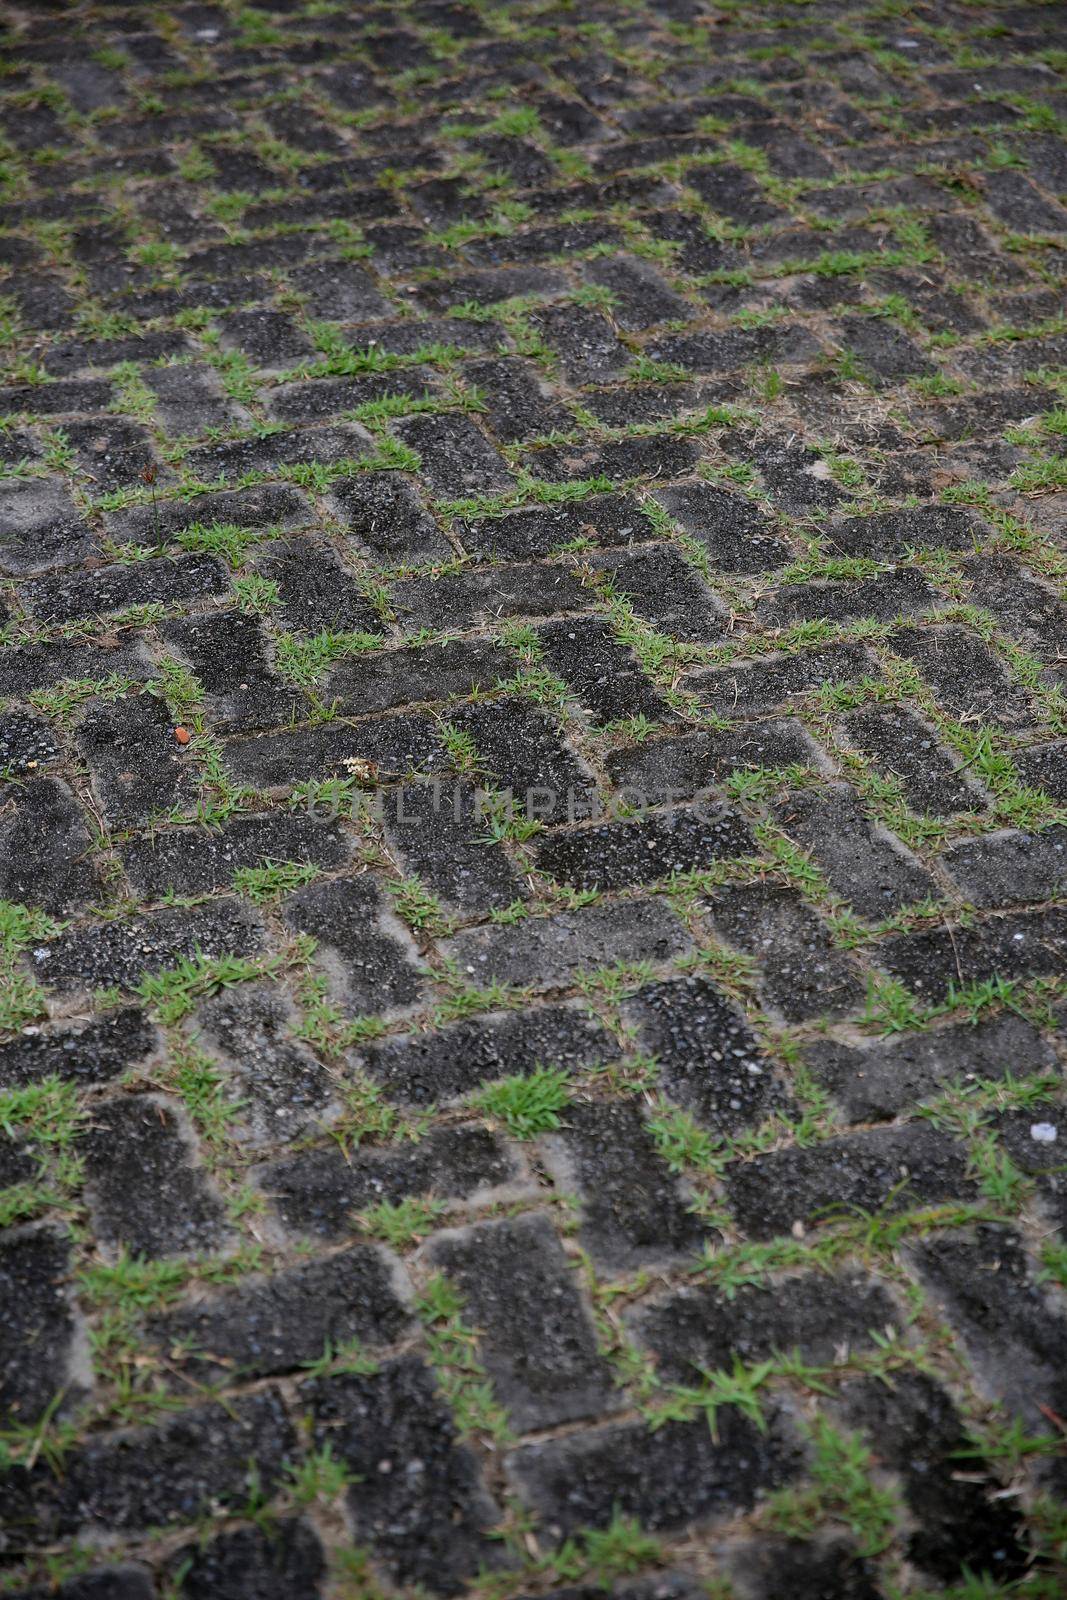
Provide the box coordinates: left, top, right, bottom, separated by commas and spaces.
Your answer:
0, 1, 1066, 1595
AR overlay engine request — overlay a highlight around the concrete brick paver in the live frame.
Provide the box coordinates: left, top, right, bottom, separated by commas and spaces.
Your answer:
0, 1, 1065, 1593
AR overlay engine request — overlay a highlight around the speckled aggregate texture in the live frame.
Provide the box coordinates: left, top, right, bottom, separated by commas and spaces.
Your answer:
0, 1, 1066, 1595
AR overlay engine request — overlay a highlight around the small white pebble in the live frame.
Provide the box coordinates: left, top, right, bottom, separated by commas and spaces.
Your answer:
1031, 1123, 1058, 1144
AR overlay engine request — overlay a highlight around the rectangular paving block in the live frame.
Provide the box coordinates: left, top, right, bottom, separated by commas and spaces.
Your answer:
0, 1391, 295, 1550
806, 1012, 1057, 1123
260, 1124, 522, 1240
151, 1244, 412, 1382
446, 899, 691, 990
542, 1098, 709, 1273
363, 1002, 613, 1108
533, 806, 755, 892
725, 1125, 974, 1240
626, 974, 791, 1137
427, 1212, 618, 1431
507, 1406, 801, 1541
629, 1269, 899, 1385
306, 1358, 503, 1592
773, 784, 938, 920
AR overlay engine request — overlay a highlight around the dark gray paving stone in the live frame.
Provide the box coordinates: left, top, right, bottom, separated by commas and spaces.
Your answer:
451, 697, 594, 815
626, 975, 789, 1137
655, 482, 790, 575
773, 784, 937, 919
606, 719, 828, 803
363, 1003, 613, 1108
533, 807, 755, 891
82, 1095, 231, 1259
757, 570, 934, 628
515, 1578, 706, 1600
726, 1125, 974, 1239
392, 561, 591, 631
268, 369, 441, 425
879, 908, 1067, 1004
143, 365, 247, 434
993, 1102, 1067, 1233
834, 316, 933, 383
0, 1390, 295, 1550
330, 470, 451, 563
725, 432, 848, 516
447, 899, 690, 990
325, 637, 514, 716
0, 637, 153, 698
0, 1129, 37, 1191
839, 1369, 1028, 1583
941, 825, 1067, 908
526, 433, 702, 488
962, 553, 1067, 672
913, 1224, 1067, 1430
827, 506, 981, 558
597, 546, 727, 644
220, 309, 316, 371
187, 422, 375, 483
581, 382, 702, 429
529, 303, 629, 384
168, 1520, 325, 1600
630, 1270, 899, 1385
223, 711, 443, 790
427, 1212, 616, 1431
0, 776, 98, 914
283, 875, 425, 1016
261, 1124, 520, 1239
466, 356, 574, 442
151, 1244, 412, 1380
0, 1008, 156, 1089
415, 266, 566, 312
1011, 739, 1067, 802
507, 1406, 801, 1540
0, 1228, 79, 1428
983, 167, 1067, 233
160, 611, 303, 734
196, 986, 336, 1147
394, 413, 515, 498
0, 479, 98, 576
544, 1098, 708, 1273
649, 324, 821, 374
76, 692, 198, 827
31, 898, 264, 994
805, 1012, 1056, 1123
43, 332, 186, 378
120, 811, 349, 899
581, 253, 693, 330
257, 535, 382, 635
690, 644, 878, 720
457, 503, 592, 560
537, 618, 674, 725
385, 778, 526, 912
307, 1358, 503, 1593
287, 259, 392, 321
8, 1569, 156, 1600
106, 483, 313, 546
888, 625, 1037, 728
581, 492, 668, 546
841, 705, 986, 816
724, 1537, 886, 1600
705, 883, 867, 1022
63, 417, 167, 493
